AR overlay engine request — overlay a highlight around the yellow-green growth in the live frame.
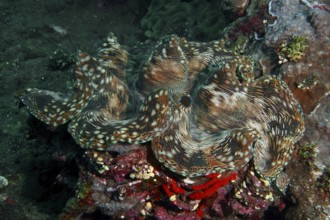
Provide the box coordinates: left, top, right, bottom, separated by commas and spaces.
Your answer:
278, 36, 308, 63
299, 142, 318, 167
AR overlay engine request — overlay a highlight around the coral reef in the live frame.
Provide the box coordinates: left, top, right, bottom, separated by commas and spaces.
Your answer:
240, 0, 330, 218
20, 31, 305, 219
263, 0, 330, 173
262, 1, 330, 113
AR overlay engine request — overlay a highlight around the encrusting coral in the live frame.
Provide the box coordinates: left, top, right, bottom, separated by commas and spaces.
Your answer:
20, 33, 305, 218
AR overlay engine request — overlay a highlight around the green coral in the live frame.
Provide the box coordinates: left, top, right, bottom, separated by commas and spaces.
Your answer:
278, 35, 308, 63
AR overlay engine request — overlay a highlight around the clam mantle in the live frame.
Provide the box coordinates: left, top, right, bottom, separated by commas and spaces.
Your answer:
20, 33, 304, 215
